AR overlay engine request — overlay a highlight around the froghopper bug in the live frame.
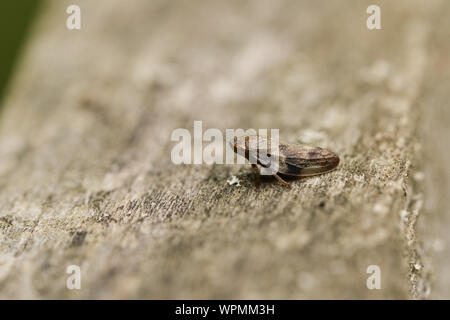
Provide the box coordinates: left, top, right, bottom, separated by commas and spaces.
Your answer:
231, 135, 340, 189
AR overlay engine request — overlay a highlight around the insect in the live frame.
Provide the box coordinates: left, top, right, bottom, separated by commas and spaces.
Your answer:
231, 135, 340, 189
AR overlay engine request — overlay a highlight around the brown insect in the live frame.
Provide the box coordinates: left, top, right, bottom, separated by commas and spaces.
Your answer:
231, 135, 340, 189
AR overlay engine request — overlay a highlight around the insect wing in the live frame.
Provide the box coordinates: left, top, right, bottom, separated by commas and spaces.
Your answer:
280, 143, 339, 176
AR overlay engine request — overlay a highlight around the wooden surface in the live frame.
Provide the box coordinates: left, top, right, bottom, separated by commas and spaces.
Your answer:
0, 0, 449, 299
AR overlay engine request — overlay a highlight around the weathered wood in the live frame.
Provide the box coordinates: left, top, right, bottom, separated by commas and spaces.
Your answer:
0, 0, 447, 299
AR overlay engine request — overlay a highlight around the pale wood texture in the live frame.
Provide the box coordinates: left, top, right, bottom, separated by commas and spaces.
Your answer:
0, 0, 448, 299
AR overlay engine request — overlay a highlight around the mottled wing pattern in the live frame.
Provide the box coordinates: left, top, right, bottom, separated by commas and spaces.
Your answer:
279, 143, 340, 177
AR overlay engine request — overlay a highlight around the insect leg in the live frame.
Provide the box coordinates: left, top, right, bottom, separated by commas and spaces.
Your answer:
273, 173, 291, 189
251, 164, 261, 190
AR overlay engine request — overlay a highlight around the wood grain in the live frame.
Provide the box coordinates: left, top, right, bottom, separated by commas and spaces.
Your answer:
0, 0, 448, 299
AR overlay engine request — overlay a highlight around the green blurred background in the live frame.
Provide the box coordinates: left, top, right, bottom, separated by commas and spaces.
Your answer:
0, 1, 42, 106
